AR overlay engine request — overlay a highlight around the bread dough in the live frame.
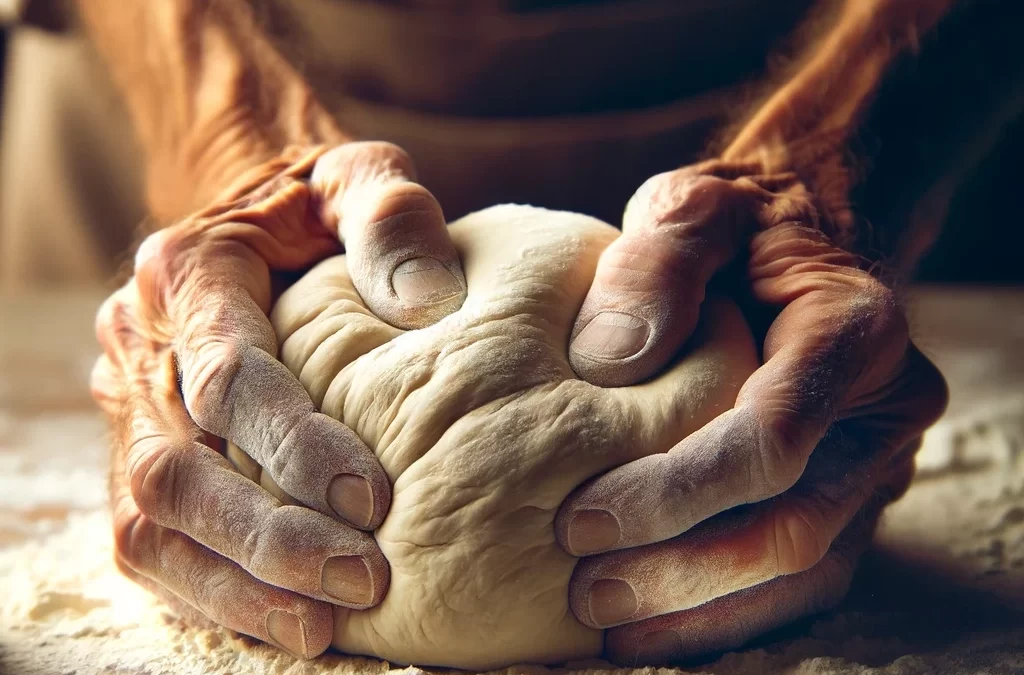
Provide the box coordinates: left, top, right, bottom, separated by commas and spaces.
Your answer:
268, 205, 759, 668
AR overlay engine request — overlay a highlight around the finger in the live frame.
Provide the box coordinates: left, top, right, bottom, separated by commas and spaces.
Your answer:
226, 440, 304, 506
112, 492, 333, 659
567, 453, 873, 629
89, 354, 121, 417
112, 537, 220, 632
558, 225, 945, 554
128, 437, 388, 608
134, 230, 392, 531
603, 495, 884, 666
311, 142, 466, 330
99, 285, 389, 609
568, 171, 758, 387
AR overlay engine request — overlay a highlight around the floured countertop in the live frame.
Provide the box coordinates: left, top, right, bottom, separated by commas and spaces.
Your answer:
1, 288, 1022, 675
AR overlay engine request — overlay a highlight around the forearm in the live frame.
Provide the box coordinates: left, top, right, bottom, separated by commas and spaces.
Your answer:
75, 0, 347, 222
719, 0, 958, 263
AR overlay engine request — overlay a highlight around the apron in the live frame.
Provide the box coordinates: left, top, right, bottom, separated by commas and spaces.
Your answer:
0, 0, 813, 288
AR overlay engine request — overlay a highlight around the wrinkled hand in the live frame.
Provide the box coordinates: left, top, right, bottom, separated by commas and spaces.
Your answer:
91, 142, 467, 658
559, 163, 948, 664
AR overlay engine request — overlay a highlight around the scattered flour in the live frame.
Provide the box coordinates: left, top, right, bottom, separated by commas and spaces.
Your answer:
1, 290, 1022, 675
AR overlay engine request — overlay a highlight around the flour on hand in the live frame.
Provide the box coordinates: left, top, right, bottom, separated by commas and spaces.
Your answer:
262, 205, 759, 668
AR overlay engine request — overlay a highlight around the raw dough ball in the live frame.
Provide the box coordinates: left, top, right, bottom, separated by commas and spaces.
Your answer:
270, 205, 759, 668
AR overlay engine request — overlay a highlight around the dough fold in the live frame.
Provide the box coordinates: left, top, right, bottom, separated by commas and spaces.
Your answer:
268, 205, 759, 668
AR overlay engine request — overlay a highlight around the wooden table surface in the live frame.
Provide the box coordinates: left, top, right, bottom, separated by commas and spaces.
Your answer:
1, 288, 1022, 674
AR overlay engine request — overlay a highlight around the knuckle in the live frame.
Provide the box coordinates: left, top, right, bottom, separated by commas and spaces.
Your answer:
181, 341, 243, 435
95, 291, 124, 338
113, 503, 160, 570
859, 279, 904, 336
629, 171, 691, 226
354, 140, 413, 168
127, 441, 192, 525
259, 410, 310, 478
242, 504, 309, 575
135, 228, 186, 280
316, 141, 415, 187
626, 171, 754, 252
89, 357, 122, 413
904, 348, 950, 430
635, 170, 680, 199
360, 181, 443, 234
845, 280, 911, 369
134, 228, 197, 311
772, 506, 829, 575
95, 288, 138, 356
805, 551, 855, 612
192, 566, 237, 615
750, 408, 811, 495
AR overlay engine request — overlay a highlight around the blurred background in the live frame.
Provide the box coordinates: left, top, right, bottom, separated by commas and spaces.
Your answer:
0, 0, 1022, 291
0, 2, 1022, 673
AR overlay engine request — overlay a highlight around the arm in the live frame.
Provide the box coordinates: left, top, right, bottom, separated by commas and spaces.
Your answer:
722, 0, 956, 245
76, 0, 346, 222
81, 0, 468, 658
568, 0, 960, 390
561, 0, 966, 664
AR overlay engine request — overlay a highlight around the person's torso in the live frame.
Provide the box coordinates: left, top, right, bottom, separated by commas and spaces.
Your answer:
265, 0, 815, 222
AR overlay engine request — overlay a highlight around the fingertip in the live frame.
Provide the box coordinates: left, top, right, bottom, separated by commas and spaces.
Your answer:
269, 412, 390, 529
572, 311, 651, 362
567, 227, 709, 387
343, 181, 467, 330
568, 301, 698, 388
324, 464, 389, 532
567, 557, 641, 630
362, 541, 391, 606
385, 255, 466, 330
556, 507, 622, 556
326, 467, 390, 532
606, 627, 685, 667
320, 555, 373, 608
322, 416, 392, 532
391, 256, 458, 301
266, 601, 334, 659
587, 578, 640, 628
320, 537, 391, 609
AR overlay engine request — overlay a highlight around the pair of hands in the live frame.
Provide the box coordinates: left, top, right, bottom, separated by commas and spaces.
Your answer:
91, 141, 947, 664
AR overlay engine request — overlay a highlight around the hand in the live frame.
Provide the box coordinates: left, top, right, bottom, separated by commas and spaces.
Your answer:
559, 163, 948, 664
91, 141, 467, 658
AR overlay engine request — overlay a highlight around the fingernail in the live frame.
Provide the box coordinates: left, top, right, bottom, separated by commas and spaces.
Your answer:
266, 609, 309, 658
568, 509, 621, 554
572, 312, 650, 360
588, 579, 638, 627
392, 257, 463, 305
637, 630, 683, 662
322, 555, 373, 606
327, 473, 373, 528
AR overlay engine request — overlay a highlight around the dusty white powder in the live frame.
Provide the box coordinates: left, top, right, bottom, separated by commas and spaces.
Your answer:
1, 291, 1022, 675
1, 406, 1022, 675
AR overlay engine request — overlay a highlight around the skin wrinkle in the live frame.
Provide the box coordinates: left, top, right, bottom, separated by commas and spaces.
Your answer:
81, 0, 959, 663
569, 166, 827, 388
258, 206, 760, 667
86, 131, 476, 655
722, 0, 957, 242
566, 11, 953, 611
